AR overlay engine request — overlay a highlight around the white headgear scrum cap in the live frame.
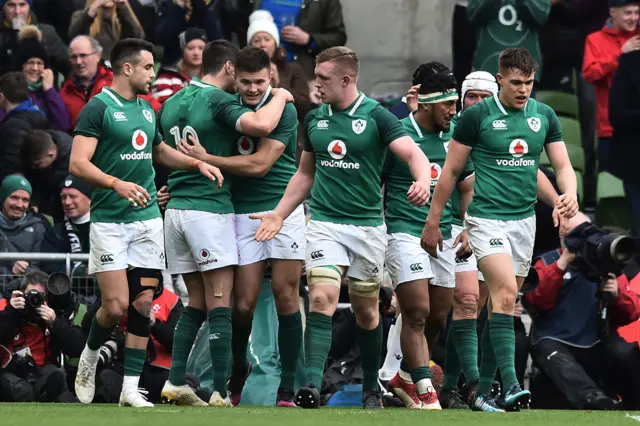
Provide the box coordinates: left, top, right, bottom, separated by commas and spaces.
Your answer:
461, 71, 498, 111
247, 10, 280, 47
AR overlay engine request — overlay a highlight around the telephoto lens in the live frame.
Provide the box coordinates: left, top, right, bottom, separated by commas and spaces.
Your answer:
98, 340, 118, 367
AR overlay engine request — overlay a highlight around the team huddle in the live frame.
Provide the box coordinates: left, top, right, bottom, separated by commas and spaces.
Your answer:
67, 37, 578, 411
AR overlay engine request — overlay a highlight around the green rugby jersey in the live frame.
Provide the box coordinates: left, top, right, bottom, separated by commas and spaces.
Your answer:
384, 112, 454, 240
73, 87, 162, 223
452, 95, 562, 220
231, 90, 298, 214
303, 93, 407, 226
159, 78, 250, 214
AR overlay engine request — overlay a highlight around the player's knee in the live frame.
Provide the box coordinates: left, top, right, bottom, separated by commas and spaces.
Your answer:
453, 291, 479, 319
309, 289, 337, 314
494, 289, 517, 313
273, 285, 298, 313
131, 291, 154, 317
307, 266, 342, 313
127, 267, 161, 311
403, 304, 429, 331
102, 297, 129, 321
232, 296, 256, 323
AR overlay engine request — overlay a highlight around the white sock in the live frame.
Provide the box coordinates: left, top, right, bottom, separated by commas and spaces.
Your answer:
122, 375, 140, 393
83, 344, 100, 363
416, 378, 434, 395
378, 314, 403, 381
399, 368, 413, 383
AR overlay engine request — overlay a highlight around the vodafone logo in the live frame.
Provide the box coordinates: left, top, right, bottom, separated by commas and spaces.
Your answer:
132, 130, 148, 151
328, 140, 346, 160
430, 163, 442, 186
237, 136, 254, 155
509, 139, 528, 158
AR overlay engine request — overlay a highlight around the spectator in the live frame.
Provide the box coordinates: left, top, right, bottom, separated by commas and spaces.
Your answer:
0, 72, 49, 184
582, 0, 639, 173
247, 10, 310, 162
60, 36, 160, 128
524, 212, 640, 410
21, 129, 73, 223
151, 27, 206, 104
609, 49, 640, 235
40, 175, 91, 274
69, 0, 144, 63
467, 0, 550, 84
0, 271, 85, 402
0, 0, 71, 77
0, 175, 49, 277
254, 0, 347, 80
1, 25, 71, 132
30, 0, 84, 43
154, 0, 222, 67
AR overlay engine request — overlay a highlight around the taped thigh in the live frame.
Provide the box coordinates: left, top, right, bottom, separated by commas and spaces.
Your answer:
306, 265, 344, 289
348, 277, 380, 298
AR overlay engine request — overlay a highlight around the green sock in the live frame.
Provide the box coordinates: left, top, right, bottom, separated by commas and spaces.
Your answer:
442, 324, 461, 390
489, 313, 518, 389
278, 311, 303, 390
123, 347, 146, 376
410, 366, 432, 383
168, 307, 206, 386
477, 321, 498, 395
231, 316, 252, 377
399, 358, 409, 374
87, 315, 113, 351
304, 312, 333, 387
356, 321, 382, 392
452, 319, 480, 384
208, 307, 232, 395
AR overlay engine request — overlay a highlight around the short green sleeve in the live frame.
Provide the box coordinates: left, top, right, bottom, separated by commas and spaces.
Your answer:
213, 91, 253, 131
268, 103, 298, 146
452, 103, 483, 147
544, 106, 563, 144
73, 98, 107, 139
370, 105, 408, 146
302, 109, 317, 152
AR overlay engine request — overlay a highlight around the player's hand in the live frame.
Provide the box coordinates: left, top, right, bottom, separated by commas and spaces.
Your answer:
421, 222, 443, 258
37, 304, 56, 326
406, 84, 420, 112
41, 69, 54, 91
197, 162, 224, 189
157, 185, 170, 210
249, 211, 284, 241
113, 180, 151, 208
622, 35, 640, 53
271, 87, 294, 103
9, 291, 25, 310
407, 180, 430, 206
12, 260, 29, 275
555, 193, 578, 221
177, 135, 207, 161
454, 229, 471, 259
514, 300, 523, 317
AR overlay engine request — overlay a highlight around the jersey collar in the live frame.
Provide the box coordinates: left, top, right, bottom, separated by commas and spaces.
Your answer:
494, 93, 529, 116
101, 87, 140, 107
189, 77, 212, 88
409, 111, 445, 139
239, 85, 273, 111
327, 92, 365, 117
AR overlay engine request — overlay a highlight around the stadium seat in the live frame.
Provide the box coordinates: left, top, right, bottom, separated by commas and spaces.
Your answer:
596, 172, 632, 229
535, 90, 579, 119
558, 116, 582, 149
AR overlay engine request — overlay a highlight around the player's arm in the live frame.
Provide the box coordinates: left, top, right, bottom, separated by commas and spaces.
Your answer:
69, 136, 116, 189
153, 137, 224, 187
201, 138, 285, 177
536, 168, 559, 207
233, 89, 294, 137
272, 150, 316, 220
456, 172, 475, 221
544, 108, 578, 218
389, 136, 431, 189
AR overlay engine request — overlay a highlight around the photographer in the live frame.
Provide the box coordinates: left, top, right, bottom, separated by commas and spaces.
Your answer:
524, 212, 640, 410
0, 271, 85, 402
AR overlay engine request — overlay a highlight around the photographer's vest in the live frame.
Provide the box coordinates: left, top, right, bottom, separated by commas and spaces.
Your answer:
0, 299, 51, 367
530, 250, 601, 348
149, 289, 178, 370
616, 271, 640, 347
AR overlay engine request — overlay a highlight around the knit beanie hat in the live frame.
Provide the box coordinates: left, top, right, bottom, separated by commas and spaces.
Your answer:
179, 27, 207, 50
247, 10, 280, 46
61, 175, 92, 199
460, 71, 498, 112
0, 0, 32, 6
15, 25, 48, 70
0, 175, 32, 205
609, 0, 636, 7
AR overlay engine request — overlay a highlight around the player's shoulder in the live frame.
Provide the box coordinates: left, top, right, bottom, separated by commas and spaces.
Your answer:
457, 97, 492, 127
84, 94, 109, 111
303, 107, 321, 128
528, 98, 555, 116
283, 101, 298, 120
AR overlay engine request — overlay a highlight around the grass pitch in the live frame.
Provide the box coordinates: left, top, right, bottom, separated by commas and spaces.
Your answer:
1, 404, 639, 426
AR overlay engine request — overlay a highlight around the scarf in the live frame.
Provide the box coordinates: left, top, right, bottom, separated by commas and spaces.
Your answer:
28, 80, 43, 92
0, 211, 27, 231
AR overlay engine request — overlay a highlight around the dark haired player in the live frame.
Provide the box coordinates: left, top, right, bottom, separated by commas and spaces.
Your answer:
423, 47, 578, 411
158, 40, 292, 407
177, 46, 302, 408
383, 62, 474, 410
70, 39, 224, 408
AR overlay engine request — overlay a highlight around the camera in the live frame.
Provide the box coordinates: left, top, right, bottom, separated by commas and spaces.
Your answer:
563, 222, 636, 282
47, 272, 76, 318
98, 340, 118, 367
24, 289, 45, 309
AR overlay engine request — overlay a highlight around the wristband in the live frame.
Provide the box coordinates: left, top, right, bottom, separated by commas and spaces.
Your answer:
105, 176, 119, 189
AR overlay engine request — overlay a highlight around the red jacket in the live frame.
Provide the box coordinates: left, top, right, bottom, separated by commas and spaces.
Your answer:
526, 254, 640, 330
151, 68, 191, 104
61, 64, 162, 130
0, 299, 53, 367
583, 22, 639, 138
